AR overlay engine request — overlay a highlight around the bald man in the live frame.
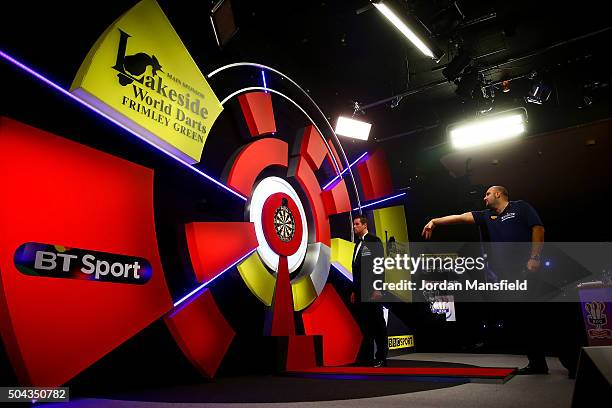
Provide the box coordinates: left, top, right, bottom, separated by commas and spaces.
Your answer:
422, 186, 550, 375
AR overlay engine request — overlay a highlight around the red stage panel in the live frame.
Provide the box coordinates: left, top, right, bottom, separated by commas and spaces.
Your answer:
0, 117, 172, 386
357, 148, 393, 201
185, 222, 258, 283
297, 125, 327, 170
165, 290, 235, 378
286, 335, 319, 371
326, 139, 344, 171
270, 256, 295, 336
321, 179, 351, 215
302, 284, 361, 366
238, 92, 276, 137
226, 138, 288, 197
292, 366, 516, 380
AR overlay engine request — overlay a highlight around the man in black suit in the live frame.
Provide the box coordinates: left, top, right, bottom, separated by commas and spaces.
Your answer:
350, 215, 387, 367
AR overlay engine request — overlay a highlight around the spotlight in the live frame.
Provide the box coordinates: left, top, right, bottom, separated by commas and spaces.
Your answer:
501, 80, 511, 93
371, 1, 444, 62
525, 82, 552, 105
525, 72, 552, 105
335, 116, 372, 141
579, 80, 609, 109
448, 108, 527, 149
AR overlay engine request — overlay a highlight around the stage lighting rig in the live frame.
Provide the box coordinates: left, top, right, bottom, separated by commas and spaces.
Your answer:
455, 67, 481, 99
442, 49, 471, 81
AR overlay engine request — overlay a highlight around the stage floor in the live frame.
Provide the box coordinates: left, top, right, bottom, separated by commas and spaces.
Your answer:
51, 354, 575, 408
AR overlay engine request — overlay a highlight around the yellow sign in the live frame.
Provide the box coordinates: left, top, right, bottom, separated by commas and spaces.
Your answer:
70, 0, 223, 164
373, 205, 412, 302
388, 335, 414, 350
330, 238, 355, 279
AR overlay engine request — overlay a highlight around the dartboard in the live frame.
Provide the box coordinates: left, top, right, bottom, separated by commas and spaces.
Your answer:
274, 201, 295, 242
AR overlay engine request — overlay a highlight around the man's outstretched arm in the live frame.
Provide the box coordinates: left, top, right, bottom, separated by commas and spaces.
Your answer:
421, 212, 475, 239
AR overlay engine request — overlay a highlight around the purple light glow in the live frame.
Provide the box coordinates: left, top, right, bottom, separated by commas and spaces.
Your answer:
0, 49, 247, 202
170, 248, 257, 314
331, 262, 352, 282
261, 70, 267, 91
353, 192, 406, 211
322, 151, 368, 190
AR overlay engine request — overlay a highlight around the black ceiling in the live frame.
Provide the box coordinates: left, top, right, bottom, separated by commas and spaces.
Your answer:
3, 1, 611, 132
221, 0, 612, 132
2, 0, 612, 237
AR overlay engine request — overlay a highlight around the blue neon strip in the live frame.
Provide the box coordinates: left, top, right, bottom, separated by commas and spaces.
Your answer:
352, 192, 406, 211
171, 248, 257, 312
322, 151, 368, 190
331, 262, 352, 282
0, 49, 247, 202
261, 70, 267, 90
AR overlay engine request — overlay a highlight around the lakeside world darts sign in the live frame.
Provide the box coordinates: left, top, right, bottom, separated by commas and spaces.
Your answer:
70, 0, 223, 164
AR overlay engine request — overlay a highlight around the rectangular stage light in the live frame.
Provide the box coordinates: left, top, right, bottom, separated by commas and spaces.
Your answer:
335, 116, 372, 141
449, 112, 526, 149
